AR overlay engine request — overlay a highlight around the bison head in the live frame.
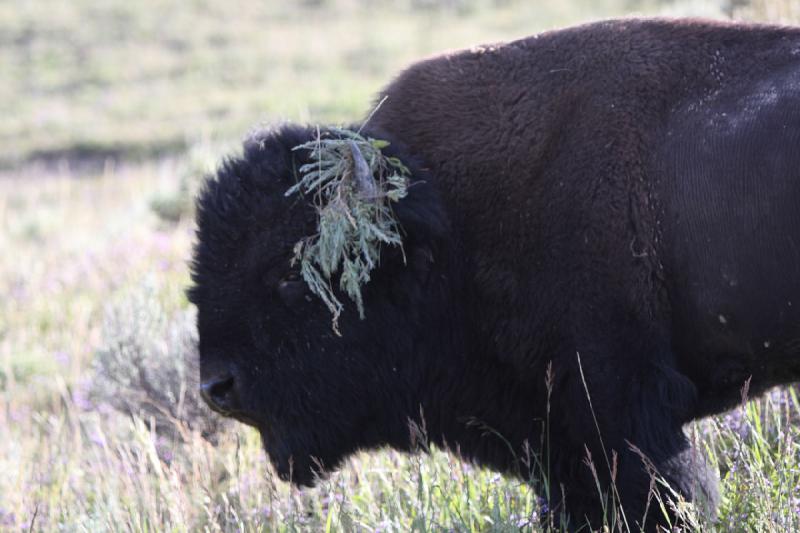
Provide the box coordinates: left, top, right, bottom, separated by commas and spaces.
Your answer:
188, 124, 456, 484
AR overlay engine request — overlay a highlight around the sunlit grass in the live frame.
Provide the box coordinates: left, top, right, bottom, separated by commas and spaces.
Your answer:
1, 393, 539, 532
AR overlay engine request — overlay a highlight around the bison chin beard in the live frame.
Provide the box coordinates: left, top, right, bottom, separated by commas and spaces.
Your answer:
260, 426, 316, 486
258, 423, 353, 487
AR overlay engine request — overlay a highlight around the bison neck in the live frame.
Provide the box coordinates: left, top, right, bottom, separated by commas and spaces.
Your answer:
386, 341, 547, 478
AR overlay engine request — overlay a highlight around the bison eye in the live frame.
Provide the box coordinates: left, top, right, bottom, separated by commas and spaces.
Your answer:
277, 274, 307, 307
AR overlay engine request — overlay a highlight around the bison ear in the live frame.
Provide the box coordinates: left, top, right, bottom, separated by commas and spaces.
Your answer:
392, 167, 450, 262
407, 244, 436, 284
390, 176, 449, 293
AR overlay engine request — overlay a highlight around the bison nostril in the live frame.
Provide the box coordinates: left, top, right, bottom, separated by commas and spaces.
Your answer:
200, 375, 238, 413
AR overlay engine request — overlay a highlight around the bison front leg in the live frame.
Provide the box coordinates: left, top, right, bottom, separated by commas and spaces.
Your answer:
546, 354, 719, 531
595, 434, 718, 531
655, 444, 720, 520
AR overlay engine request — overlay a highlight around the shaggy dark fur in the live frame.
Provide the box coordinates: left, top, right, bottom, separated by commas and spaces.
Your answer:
189, 18, 800, 531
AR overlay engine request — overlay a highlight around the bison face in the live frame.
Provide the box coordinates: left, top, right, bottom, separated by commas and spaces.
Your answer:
188, 125, 451, 485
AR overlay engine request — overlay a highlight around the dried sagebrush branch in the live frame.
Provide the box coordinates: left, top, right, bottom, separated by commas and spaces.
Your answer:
285, 128, 410, 334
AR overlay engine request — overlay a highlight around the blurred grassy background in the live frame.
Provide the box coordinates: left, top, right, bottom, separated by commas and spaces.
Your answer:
0, 0, 737, 170
3, 0, 800, 531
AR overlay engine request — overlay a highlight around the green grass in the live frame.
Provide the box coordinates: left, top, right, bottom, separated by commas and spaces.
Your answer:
3, 0, 800, 531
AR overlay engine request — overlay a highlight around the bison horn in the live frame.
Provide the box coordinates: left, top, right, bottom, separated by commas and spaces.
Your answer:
348, 140, 378, 201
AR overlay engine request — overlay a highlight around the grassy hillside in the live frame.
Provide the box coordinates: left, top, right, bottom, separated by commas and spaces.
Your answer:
3, 0, 800, 531
0, 0, 730, 168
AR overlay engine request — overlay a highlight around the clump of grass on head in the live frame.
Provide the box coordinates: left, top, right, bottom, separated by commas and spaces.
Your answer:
285, 127, 410, 334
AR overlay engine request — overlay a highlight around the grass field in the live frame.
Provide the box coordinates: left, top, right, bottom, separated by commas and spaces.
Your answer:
0, 0, 661, 168
3, 0, 800, 531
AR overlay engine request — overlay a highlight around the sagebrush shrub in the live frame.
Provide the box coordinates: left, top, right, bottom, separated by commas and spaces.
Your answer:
92, 282, 227, 441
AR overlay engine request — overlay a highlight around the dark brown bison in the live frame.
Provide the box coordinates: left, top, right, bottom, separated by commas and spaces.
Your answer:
189, 18, 800, 530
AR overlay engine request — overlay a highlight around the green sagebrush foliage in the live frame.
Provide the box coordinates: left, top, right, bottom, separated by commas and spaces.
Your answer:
285, 128, 410, 334
92, 281, 228, 442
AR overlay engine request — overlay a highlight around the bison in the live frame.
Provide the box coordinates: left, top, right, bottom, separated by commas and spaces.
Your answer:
189, 18, 800, 530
